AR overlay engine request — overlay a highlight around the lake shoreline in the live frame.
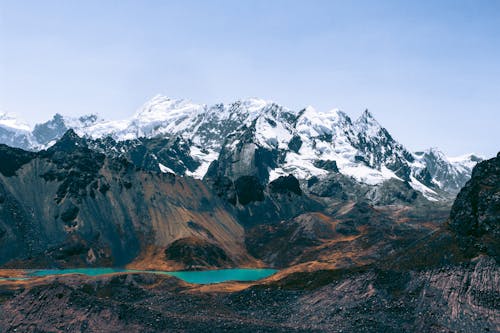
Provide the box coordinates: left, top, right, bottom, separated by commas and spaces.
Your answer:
0, 267, 278, 285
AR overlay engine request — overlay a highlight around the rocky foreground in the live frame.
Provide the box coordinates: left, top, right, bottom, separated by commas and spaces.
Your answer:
0, 254, 498, 332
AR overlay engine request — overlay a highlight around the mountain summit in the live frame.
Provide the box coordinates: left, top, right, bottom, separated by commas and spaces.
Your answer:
0, 96, 482, 200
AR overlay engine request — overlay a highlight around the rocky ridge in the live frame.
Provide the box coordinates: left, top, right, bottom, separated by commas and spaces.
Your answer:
0, 130, 255, 270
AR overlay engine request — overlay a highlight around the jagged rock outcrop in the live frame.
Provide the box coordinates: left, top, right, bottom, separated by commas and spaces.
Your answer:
88, 135, 201, 176
205, 172, 321, 227
449, 153, 500, 260
269, 175, 302, 196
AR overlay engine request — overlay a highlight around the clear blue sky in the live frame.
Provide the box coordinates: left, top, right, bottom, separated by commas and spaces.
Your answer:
0, 0, 499, 157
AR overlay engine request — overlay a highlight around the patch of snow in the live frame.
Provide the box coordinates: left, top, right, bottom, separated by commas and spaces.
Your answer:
409, 176, 439, 201
185, 146, 219, 179
269, 167, 286, 182
339, 164, 400, 186
158, 163, 175, 174
254, 116, 293, 150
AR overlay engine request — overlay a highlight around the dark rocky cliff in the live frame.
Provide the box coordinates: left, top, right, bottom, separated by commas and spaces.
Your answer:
449, 153, 500, 261
0, 131, 254, 269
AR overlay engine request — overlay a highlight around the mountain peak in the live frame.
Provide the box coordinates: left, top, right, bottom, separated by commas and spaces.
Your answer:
0, 112, 31, 132
58, 129, 82, 144
0, 96, 481, 201
148, 94, 176, 103
241, 97, 270, 106
230, 97, 275, 115
48, 129, 87, 152
295, 106, 353, 140
426, 147, 447, 159
135, 95, 201, 116
362, 108, 373, 118
357, 109, 378, 124
448, 153, 483, 163
354, 109, 384, 137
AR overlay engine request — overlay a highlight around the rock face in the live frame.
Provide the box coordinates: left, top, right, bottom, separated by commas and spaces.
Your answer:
271, 256, 499, 332
205, 169, 323, 227
164, 237, 233, 269
449, 153, 500, 260
269, 175, 302, 195
88, 135, 202, 176
0, 131, 254, 269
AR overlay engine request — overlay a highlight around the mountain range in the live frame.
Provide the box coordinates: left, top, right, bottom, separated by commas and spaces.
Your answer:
0, 141, 497, 331
0, 95, 498, 332
0, 95, 481, 202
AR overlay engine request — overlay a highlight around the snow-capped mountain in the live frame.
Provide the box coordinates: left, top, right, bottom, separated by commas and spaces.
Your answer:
414, 148, 482, 194
32, 113, 101, 149
0, 112, 101, 150
0, 96, 482, 200
203, 103, 447, 200
0, 112, 36, 149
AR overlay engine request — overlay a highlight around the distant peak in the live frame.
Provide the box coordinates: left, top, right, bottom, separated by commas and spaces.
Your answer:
0, 112, 32, 132
48, 129, 87, 153
78, 114, 100, 125
149, 94, 175, 103
358, 109, 376, 122
145, 94, 181, 105
242, 97, 271, 105
135, 95, 202, 119
425, 147, 447, 160
448, 153, 484, 163
330, 108, 350, 118
427, 147, 444, 154
228, 97, 280, 118
233, 97, 273, 110
142, 94, 190, 107
354, 108, 377, 125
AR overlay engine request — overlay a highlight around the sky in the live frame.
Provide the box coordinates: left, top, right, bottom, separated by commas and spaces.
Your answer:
0, 0, 499, 157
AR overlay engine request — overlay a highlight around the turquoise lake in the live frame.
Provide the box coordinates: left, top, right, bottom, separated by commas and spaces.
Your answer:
26, 268, 278, 284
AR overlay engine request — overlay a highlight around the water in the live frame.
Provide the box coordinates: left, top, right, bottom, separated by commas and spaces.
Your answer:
27, 268, 278, 284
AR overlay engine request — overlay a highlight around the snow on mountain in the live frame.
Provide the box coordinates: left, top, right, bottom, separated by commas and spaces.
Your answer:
0, 112, 31, 132
125, 96, 203, 139
0, 96, 481, 200
73, 96, 203, 141
29, 113, 103, 150
158, 162, 175, 174
264, 106, 402, 186
448, 153, 482, 172
209, 104, 430, 195
0, 112, 36, 149
414, 148, 483, 194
